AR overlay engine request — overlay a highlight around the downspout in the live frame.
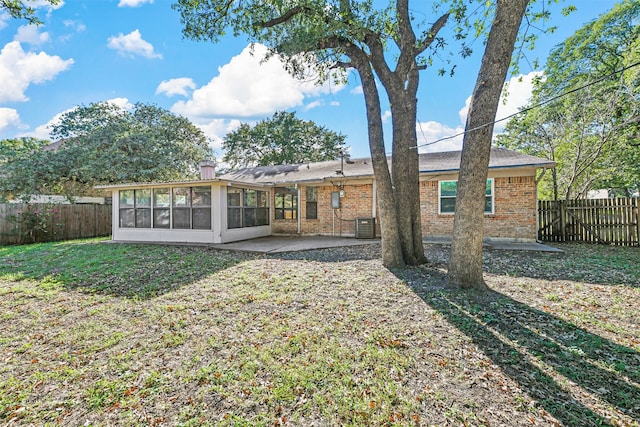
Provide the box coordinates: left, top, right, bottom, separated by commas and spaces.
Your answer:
372, 179, 377, 218
297, 185, 301, 235
535, 168, 547, 243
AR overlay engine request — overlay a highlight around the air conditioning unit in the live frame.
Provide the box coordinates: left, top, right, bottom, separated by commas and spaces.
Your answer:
355, 217, 376, 239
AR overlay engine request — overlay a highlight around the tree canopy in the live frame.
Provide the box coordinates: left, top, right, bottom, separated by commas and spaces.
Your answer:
497, 0, 640, 200
222, 111, 346, 169
0, 0, 60, 25
0, 102, 211, 201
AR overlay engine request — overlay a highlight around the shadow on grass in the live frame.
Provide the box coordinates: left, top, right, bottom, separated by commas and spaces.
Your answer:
480, 244, 640, 288
396, 268, 640, 426
0, 239, 253, 299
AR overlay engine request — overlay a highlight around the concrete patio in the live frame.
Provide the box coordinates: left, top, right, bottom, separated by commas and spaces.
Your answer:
207, 235, 562, 254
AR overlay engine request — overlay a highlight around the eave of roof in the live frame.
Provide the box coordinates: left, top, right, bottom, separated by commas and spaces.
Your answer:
95, 178, 223, 190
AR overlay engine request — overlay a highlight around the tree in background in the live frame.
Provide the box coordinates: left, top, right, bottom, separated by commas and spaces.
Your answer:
0, 102, 211, 201
0, 0, 60, 25
223, 111, 346, 169
0, 137, 51, 201
498, 0, 640, 200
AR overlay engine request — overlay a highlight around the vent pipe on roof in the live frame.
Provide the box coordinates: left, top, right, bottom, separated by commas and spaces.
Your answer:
199, 160, 217, 179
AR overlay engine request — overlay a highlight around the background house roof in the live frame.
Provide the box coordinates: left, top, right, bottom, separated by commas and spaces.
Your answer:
219, 147, 556, 185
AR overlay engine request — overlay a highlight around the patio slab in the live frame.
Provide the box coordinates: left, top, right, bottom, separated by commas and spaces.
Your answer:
109, 236, 562, 254
423, 236, 563, 252
210, 235, 562, 254
210, 236, 379, 254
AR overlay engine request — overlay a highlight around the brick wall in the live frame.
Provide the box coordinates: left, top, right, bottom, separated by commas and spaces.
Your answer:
272, 182, 379, 237
271, 174, 538, 240
420, 176, 537, 240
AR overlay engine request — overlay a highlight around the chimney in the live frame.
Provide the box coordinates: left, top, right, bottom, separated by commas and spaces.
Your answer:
199, 160, 217, 180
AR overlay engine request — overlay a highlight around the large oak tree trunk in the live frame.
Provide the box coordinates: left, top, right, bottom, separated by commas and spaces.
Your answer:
390, 87, 427, 266
352, 61, 404, 268
448, 0, 529, 289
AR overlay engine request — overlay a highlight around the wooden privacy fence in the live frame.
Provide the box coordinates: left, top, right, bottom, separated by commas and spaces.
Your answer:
0, 203, 112, 245
538, 198, 640, 246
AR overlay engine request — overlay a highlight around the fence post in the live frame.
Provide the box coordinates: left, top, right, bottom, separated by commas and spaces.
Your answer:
636, 198, 640, 246
559, 200, 566, 242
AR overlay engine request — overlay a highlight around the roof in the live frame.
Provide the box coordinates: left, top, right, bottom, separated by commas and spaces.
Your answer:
94, 178, 221, 190
94, 148, 555, 190
218, 147, 556, 186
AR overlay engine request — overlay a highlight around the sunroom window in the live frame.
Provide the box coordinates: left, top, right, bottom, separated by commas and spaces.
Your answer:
119, 189, 151, 228
227, 187, 270, 229
119, 186, 211, 230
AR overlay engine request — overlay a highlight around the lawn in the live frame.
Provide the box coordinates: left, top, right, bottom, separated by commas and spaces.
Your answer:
0, 239, 638, 426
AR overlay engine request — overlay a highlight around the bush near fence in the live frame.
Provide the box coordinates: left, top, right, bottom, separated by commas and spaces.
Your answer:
538, 198, 640, 246
0, 203, 111, 245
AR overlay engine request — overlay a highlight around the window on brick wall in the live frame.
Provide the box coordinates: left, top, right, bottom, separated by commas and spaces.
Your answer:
306, 186, 318, 220
439, 179, 493, 214
275, 187, 298, 220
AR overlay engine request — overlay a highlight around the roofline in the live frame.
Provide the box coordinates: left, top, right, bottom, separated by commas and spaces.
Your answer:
96, 161, 556, 190
420, 162, 556, 174
95, 178, 223, 190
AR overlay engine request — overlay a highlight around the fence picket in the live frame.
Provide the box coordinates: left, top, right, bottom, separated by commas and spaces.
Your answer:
538, 198, 639, 246
0, 203, 111, 245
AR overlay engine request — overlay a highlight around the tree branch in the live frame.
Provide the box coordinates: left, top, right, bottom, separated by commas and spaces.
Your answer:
258, 5, 313, 28
415, 13, 450, 55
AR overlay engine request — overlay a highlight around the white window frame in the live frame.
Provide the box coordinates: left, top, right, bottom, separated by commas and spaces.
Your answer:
438, 178, 494, 215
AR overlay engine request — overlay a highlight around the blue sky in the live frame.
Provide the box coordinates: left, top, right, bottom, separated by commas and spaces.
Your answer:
0, 0, 620, 159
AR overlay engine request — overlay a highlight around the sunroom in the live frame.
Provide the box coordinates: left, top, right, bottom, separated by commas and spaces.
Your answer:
97, 179, 272, 244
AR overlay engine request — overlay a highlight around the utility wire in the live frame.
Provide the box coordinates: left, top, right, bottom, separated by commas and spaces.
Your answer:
414, 59, 640, 149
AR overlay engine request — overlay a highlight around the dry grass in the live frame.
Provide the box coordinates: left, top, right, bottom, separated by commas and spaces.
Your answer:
0, 239, 638, 426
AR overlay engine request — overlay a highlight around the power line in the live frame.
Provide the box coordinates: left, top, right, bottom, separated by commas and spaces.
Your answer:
414, 59, 640, 149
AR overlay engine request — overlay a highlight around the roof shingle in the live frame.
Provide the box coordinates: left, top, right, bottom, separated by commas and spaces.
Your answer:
219, 147, 555, 185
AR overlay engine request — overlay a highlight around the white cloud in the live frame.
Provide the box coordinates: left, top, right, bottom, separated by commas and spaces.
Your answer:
415, 70, 542, 152
63, 20, 86, 32
0, 12, 10, 30
303, 100, 324, 111
156, 78, 196, 97
191, 118, 243, 149
107, 29, 161, 59
494, 71, 542, 131
105, 97, 134, 110
32, 0, 64, 10
0, 41, 74, 103
416, 121, 465, 153
0, 108, 23, 133
14, 25, 50, 45
350, 85, 363, 95
118, 0, 154, 7
381, 110, 391, 123
171, 44, 345, 118
457, 71, 541, 134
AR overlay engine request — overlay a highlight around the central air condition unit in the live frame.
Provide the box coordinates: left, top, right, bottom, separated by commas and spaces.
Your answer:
355, 217, 376, 239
